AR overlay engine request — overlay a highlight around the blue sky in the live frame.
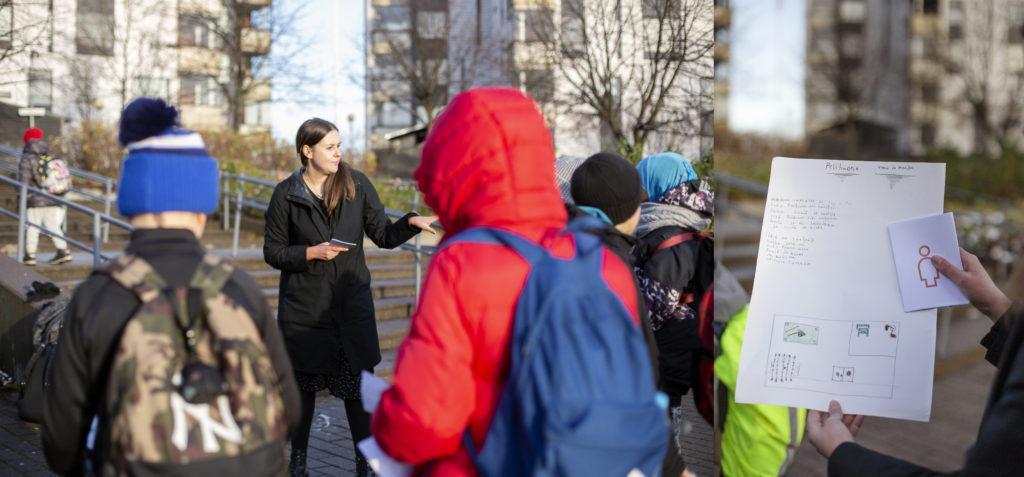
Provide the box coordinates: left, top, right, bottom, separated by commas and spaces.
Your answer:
271, 0, 365, 146
727, 0, 805, 139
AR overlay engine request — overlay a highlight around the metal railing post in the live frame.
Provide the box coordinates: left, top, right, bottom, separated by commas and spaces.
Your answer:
92, 213, 103, 269
222, 173, 231, 231
413, 194, 422, 300
103, 180, 112, 242
16, 181, 27, 261
232, 175, 243, 256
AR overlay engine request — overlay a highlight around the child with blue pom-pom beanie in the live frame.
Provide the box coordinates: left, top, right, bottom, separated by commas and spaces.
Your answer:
41, 98, 301, 477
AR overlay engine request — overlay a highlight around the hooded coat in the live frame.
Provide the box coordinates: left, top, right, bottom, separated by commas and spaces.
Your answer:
370, 88, 642, 476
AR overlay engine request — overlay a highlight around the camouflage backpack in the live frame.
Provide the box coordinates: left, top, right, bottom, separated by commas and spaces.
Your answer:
98, 254, 288, 473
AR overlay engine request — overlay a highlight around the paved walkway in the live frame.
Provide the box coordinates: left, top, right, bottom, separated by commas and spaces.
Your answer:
787, 360, 996, 476
1, 386, 716, 476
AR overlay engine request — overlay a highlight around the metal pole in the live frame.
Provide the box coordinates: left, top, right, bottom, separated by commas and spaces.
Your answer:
232, 175, 243, 256
413, 194, 422, 300
223, 174, 231, 231
17, 181, 27, 261
92, 213, 102, 269
103, 180, 112, 242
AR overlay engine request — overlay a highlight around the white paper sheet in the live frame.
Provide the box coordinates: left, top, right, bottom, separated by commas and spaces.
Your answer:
888, 213, 969, 312
735, 158, 944, 421
357, 437, 413, 477
361, 370, 390, 414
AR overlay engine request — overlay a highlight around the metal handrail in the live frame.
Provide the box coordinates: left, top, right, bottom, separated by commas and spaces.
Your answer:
0, 146, 117, 241
221, 172, 438, 299
715, 173, 768, 222
0, 174, 132, 268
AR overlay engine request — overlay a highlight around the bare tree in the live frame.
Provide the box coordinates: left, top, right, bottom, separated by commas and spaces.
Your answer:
940, 2, 1024, 156
198, 0, 317, 132
0, 0, 53, 71
527, 0, 713, 161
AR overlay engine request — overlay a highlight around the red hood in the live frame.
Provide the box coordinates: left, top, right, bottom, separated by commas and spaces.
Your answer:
414, 88, 567, 238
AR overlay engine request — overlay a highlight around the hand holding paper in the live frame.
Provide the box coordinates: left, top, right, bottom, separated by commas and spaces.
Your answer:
931, 249, 1012, 320
887, 213, 969, 312
361, 370, 390, 414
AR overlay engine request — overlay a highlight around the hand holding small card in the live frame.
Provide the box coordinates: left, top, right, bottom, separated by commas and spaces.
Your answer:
887, 213, 970, 312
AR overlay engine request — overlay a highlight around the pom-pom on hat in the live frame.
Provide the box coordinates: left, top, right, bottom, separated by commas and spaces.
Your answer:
116, 97, 219, 217
23, 127, 43, 144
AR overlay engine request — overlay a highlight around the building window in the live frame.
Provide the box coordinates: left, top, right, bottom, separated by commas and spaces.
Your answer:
920, 123, 936, 148
561, 0, 585, 57
417, 11, 446, 40
922, 0, 939, 15
179, 75, 222, 106
518, 69, 554, 103
134, 76, 170, 100
840, 33, 863, 58
28, 69, 52, 108
519, 9, 554, 43
839, 0, 866, 23
245, 101, 271, 126
376, 5, 410, 32
0, 3, 12, 50
643, 0, 679, 19
948, 0, 964, 41
378, 101, 411, 128
179, 15, 219, 49
1011, 3, 1024, 44
76, 0, 114, 55
920, 80, 938, 104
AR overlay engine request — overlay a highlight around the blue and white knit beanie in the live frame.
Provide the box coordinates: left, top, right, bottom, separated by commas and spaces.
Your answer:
116, 98, 219, 217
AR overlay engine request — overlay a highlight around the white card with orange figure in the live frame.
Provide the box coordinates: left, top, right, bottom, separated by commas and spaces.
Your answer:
887, 213, 969, 312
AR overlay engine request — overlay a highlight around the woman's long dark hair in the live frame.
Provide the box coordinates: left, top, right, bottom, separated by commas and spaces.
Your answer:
296, 118, 355, 215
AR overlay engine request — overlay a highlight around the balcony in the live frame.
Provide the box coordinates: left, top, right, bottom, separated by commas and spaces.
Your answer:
179, 46, 222, 76
239, 0, 272, 10
242, 27, 271, 55
714, 5, 730, 28
179, 105, 227, 130
715, 44, 730, 63
178, 0, 222, 16
246, 78, 272, 102
912, 15, 941, 37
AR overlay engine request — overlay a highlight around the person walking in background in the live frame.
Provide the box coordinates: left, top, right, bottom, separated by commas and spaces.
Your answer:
42, 98, 300, 476
18, 127, 72, 266
715, 263, 807, 477
633, 152, 715, 467
263, 118, 436, 477
806, 248, 1024, 476
371, 88, 665, 476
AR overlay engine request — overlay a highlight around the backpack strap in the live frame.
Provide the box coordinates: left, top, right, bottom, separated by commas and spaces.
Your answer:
188, 254, 236, 301
444, 228, 548, 264
99, 255, 168, 305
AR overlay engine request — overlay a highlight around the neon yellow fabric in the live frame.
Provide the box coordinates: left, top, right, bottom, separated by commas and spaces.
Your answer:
716, 305, 807, 477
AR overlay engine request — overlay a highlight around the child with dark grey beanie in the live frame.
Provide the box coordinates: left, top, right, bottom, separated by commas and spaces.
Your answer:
570, 152, 646, 238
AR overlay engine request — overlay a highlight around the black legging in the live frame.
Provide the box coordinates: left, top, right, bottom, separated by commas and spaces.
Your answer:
291, 390, 372, 461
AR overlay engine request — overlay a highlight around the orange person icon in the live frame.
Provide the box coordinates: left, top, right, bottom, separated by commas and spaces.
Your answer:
918, 245, 939, 288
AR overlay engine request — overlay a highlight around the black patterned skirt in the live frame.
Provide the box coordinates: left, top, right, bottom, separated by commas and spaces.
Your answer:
293, 347, 366, 400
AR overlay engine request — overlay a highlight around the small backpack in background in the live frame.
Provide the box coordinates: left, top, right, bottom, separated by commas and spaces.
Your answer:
39, 155, 71, 195
446, 218, 669, 477
96, 254, 288, 474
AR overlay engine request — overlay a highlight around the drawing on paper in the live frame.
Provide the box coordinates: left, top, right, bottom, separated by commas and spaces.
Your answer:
917, 245, 939, 288
783, 322, 819, 345
766, 314, 897, 399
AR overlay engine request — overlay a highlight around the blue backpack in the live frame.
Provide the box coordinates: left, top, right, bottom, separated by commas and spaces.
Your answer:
446, 219, 668, 477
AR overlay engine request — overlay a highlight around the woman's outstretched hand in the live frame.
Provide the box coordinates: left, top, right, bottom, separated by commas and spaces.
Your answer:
932, 248, 1011, 320
410, 215, 439, 235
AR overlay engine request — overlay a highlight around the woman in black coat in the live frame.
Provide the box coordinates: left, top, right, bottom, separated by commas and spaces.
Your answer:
263, 118, 436, 477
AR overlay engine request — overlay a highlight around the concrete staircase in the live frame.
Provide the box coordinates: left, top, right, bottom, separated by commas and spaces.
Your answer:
0, 185, 425, 379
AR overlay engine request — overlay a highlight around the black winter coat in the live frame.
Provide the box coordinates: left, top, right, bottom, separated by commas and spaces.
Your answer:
828, 304, 1024, 476
263, 168, 420, 375
635, 224, 703, 405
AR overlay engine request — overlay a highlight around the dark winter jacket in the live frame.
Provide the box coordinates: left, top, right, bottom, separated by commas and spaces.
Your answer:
18, 139, 59, 207
42, 228, 301, 476
828, 304, 1024, 476
263, 167, 420, 375
634, 200, 712, 405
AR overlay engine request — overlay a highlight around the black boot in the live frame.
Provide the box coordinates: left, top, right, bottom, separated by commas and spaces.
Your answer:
288, 447, 309, 477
